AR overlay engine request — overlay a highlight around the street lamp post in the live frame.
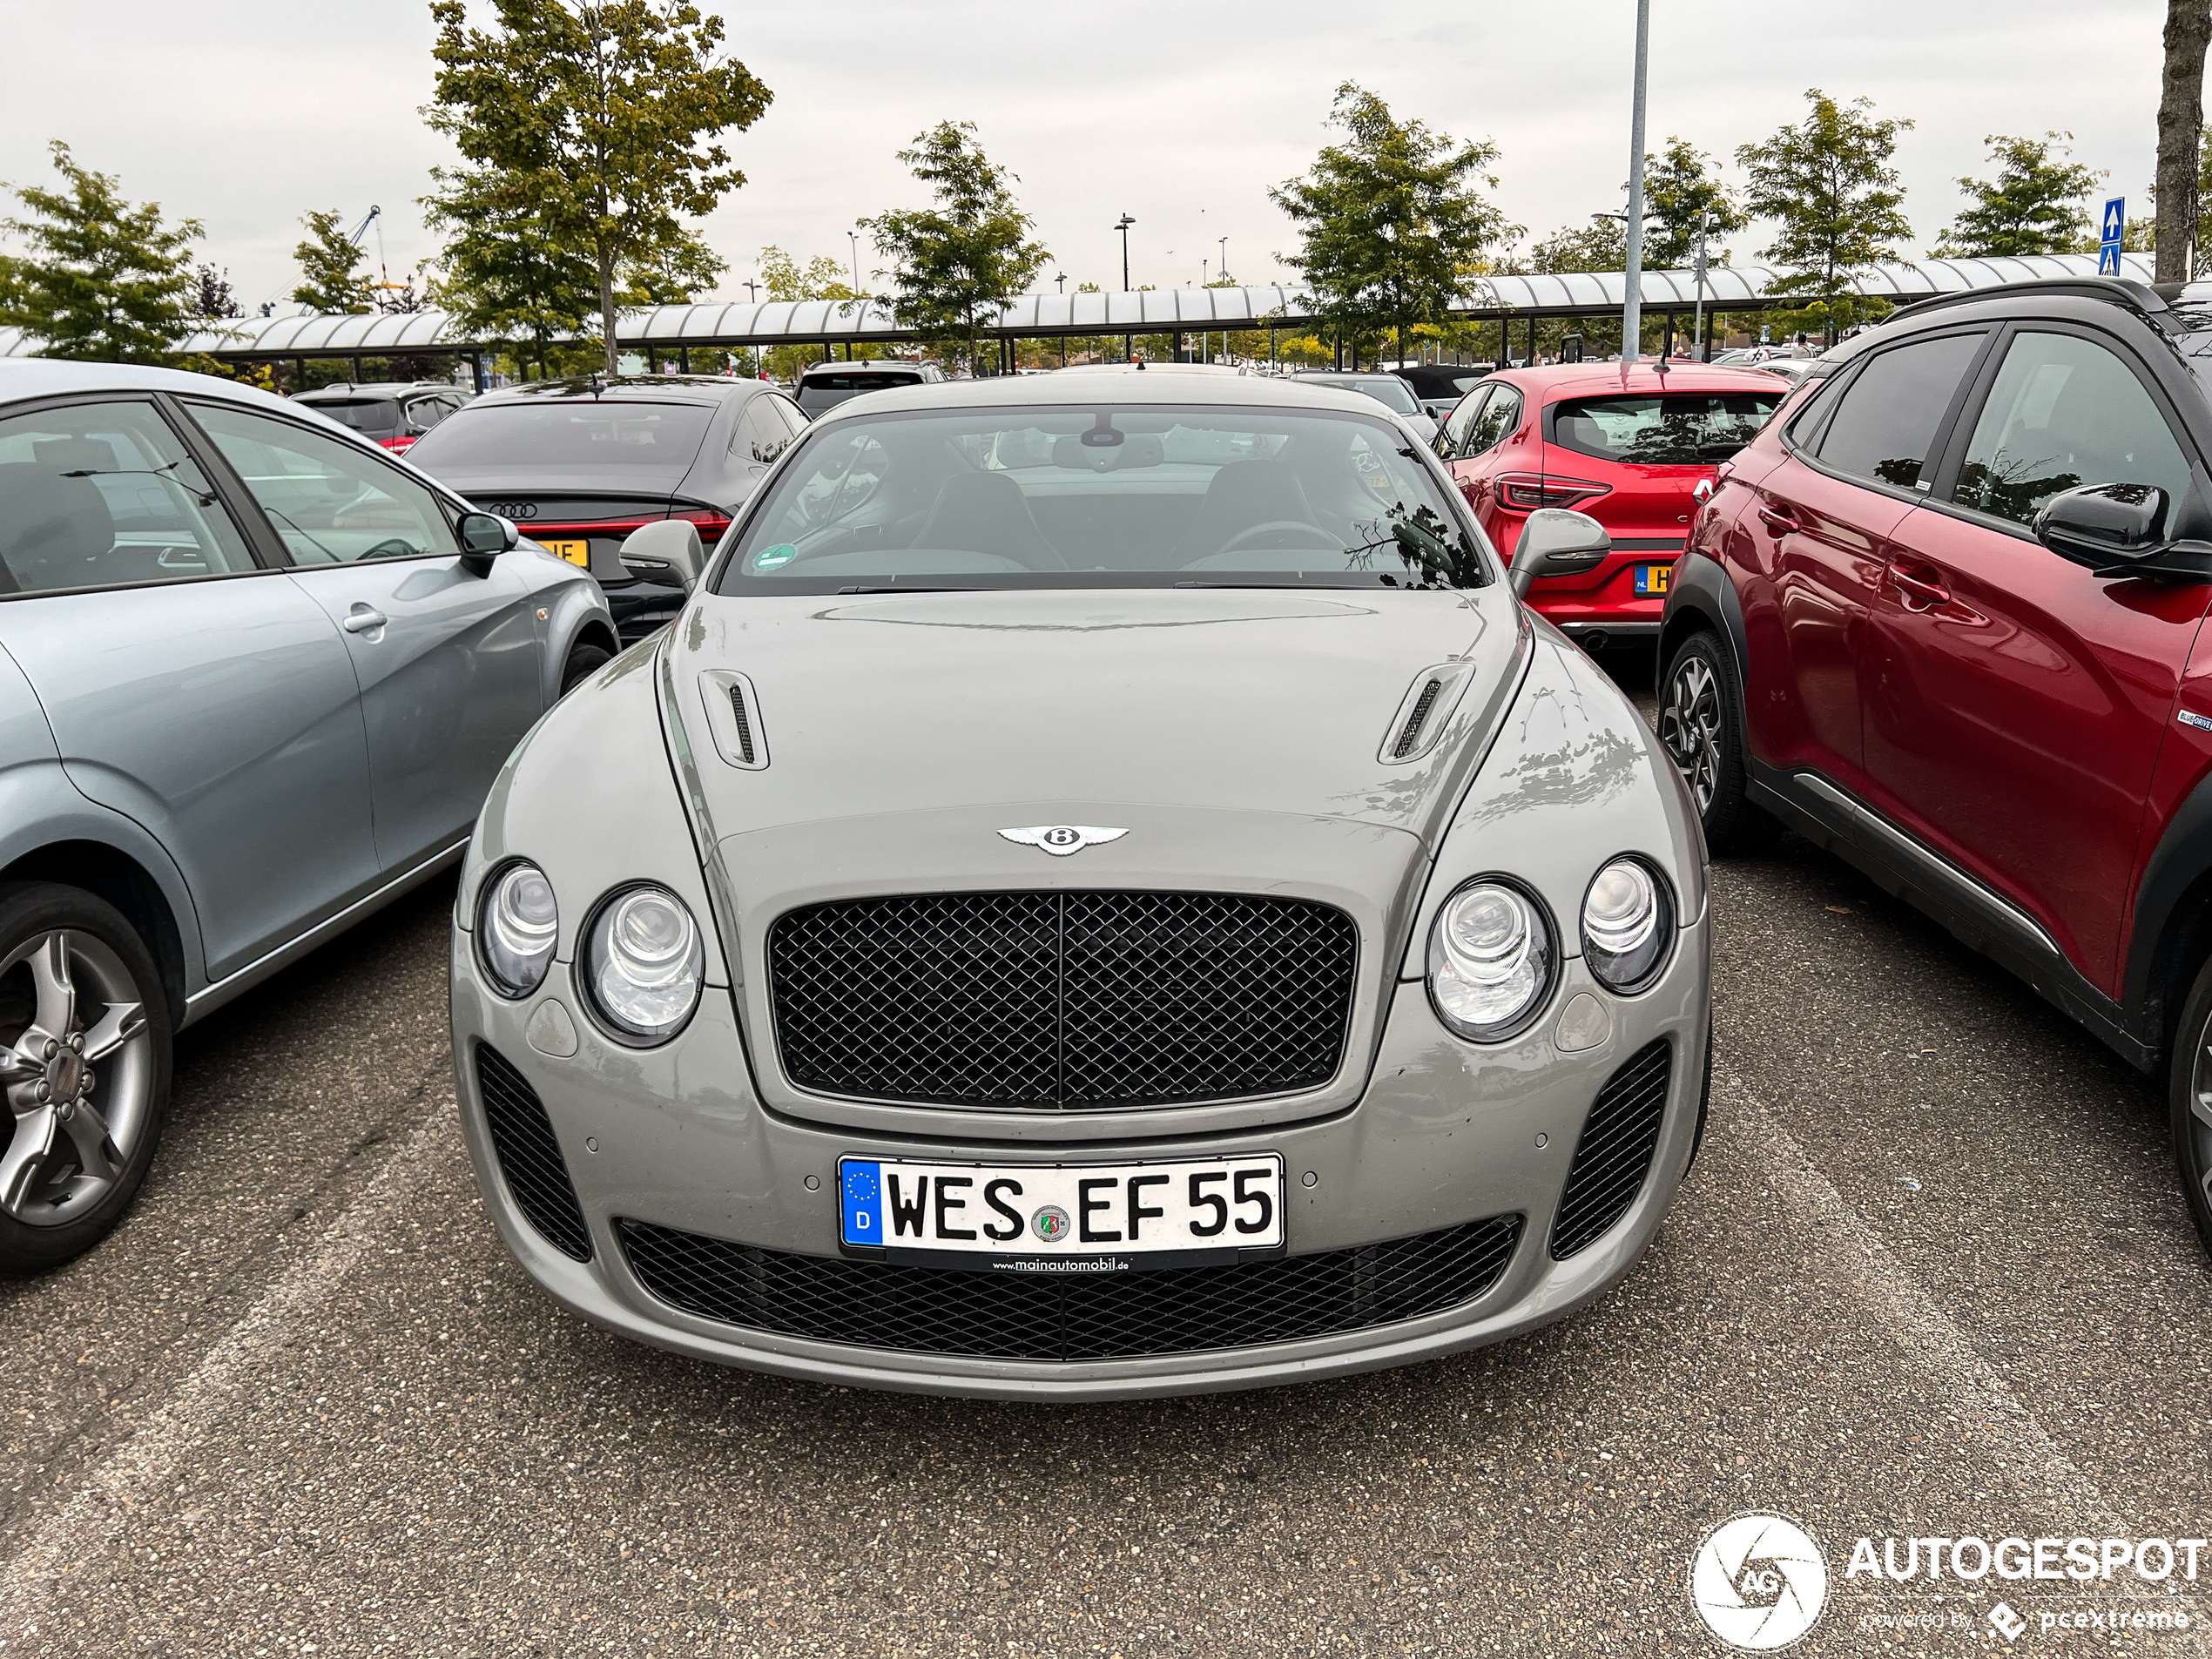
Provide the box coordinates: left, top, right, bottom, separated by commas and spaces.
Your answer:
1691, 209, 1710, 361
1115, 213, 1136, 361
1218, 235, 1228, 284
847, 231, 862, 298
1622, 0, 1651, 361
1056, 273, 1067, 293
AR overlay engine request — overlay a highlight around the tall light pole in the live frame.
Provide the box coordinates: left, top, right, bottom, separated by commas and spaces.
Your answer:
1690, 209, 1710, 361
848, 231, 862, 297
1621, 0, 1651, 361
1115, 213, 1135, 291
1056, 272, 1067, 293
1218, 235, 1228, 284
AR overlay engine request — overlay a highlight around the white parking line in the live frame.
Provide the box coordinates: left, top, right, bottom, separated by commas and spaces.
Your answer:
0, 1100, 456, 1648
1716, 1062, 2118, 1526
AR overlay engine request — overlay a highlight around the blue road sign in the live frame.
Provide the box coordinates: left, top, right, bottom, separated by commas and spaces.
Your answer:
2100, 243, 2123, 275
2103, 197, 2127, 245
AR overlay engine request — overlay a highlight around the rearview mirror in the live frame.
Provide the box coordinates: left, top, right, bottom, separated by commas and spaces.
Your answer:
455, 511, 516, 577
1509, 508, 1611, 600
619, 518, 706, 594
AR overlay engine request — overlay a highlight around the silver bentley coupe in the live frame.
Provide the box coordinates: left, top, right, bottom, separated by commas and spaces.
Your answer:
449, 369, 1713, 1399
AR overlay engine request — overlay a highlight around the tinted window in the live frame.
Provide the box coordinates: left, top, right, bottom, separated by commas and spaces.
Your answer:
1438, 388, 1490, 458
1952, 331, 2195, 528
308, 399, 403, 436
800, 372, 923, 392
402, 399, 715, 467
1299, 376, 1421, 415
1812, 333, 1984, 489
732, 396, 796, 466
768, 395, 810, 436
190, 403, 460, 564
1551, 393, 1782, 465
719, 406, 1487, 592
1464, 387, 1524, 456
0, 400, 254, 592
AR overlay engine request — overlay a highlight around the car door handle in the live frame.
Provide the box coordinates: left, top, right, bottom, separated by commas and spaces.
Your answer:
1889, 562, 1951, 610
1757, 502, 1800, 534
342, 606, 388, 635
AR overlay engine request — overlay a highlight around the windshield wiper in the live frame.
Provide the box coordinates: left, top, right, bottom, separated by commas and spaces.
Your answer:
834, 584, 1006, 595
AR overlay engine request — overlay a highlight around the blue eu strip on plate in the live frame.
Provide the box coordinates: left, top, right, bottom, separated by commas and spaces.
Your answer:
842, 1161, 883, 1244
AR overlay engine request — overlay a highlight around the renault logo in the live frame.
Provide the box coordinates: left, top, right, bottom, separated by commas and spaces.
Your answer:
998, 826, 1130, 857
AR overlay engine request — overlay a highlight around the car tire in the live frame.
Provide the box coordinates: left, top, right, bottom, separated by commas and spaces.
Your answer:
559, 639, 612, 698
0, 882, 173, 1276
2168, 953, 2212, 1257
1658, 631, 1780, 855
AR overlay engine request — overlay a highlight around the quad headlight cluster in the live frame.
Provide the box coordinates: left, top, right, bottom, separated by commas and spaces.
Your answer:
475, 862, 705, 1045
1427, 858, 1675, 1042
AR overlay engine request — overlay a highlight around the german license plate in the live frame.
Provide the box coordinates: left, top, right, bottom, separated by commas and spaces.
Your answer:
839, 1152, 1285, 1271
1634, 562, 1673, 596
538, 538, 590, 569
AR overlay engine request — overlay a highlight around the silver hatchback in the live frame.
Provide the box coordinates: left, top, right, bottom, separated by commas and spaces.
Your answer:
0, 360, 617, 1272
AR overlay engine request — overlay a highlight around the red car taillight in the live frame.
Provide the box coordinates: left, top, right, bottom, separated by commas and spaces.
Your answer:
380, 435, 415, 453
671, 508, 734, 543
1498, 473, 1610, 511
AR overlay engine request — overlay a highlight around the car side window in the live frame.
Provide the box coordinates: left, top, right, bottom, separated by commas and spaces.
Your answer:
732, 397, 795, 466
0, 400, 255, 594
1464, 386, 1522, 457
1438, 388, 1489, 459
1809, 332, 1985, 490
187, 402, 462, 564
769, 394, 810, 436
1952, 331, 2195, 529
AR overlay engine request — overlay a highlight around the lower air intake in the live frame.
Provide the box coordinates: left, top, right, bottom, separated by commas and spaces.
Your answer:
617, 1215, 1524, 1361
1550, 1038, 1673, 1260
476, 1043, 592, 1262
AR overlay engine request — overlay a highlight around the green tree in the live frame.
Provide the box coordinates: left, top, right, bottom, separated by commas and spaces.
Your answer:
1937, 132, 2099, 257
426, 0, 771, 376
759, 245, 853, 300
194, 263, 242, 319
0, 142, 201, 362
861, 121, 1049, 374
1737, 90, 1913, 343
423, 168, 600, 378
1643, 138, 1749, 269
1527, 218, 1626, 274
292, 208, 376, 313
1273, 82, 1517, 368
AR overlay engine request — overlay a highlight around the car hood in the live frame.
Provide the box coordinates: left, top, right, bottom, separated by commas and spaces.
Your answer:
660, 585, 1529, 919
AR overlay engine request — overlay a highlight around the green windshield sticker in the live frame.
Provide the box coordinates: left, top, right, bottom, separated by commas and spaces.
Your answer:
754, 543, 798, 570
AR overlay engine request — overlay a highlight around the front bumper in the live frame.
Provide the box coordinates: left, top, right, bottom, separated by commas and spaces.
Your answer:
449, 912, 1710, 1400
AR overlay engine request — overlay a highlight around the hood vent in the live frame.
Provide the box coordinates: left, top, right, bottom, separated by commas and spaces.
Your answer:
1377, 662, 1474, 765
696, 670, 769, 770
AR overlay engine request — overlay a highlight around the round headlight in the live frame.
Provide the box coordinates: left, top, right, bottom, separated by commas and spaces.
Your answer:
1581, 859, 1675, 994
1427, 879, 1555, 1042
584, 886, 704, 1042
477, 860, 558, 997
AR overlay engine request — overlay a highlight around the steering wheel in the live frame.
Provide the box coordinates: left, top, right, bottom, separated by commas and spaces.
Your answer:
362, 538, 420, 560
1212, 520, 1339, 558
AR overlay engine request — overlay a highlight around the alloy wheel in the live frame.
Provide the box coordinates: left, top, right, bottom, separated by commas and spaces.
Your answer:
1659, 654, 1723, 813
2188, 1020, 2212, 1222
0, 930, 153, 1226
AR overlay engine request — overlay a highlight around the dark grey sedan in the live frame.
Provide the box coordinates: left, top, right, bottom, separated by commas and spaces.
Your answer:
405, 376, 807, 643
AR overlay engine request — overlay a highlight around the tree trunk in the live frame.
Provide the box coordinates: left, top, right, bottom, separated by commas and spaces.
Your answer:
2158, 1, 2212, 283
597, 245, 620, 377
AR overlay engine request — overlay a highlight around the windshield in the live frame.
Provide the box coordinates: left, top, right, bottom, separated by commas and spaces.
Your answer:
716, 405, 1489, 593
1300, 376, 1421, 415
802, 371, 923, 391
404, 399, 715, 468
1549, 392, 1782, 465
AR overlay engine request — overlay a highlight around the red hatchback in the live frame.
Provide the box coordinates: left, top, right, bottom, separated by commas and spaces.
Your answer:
1436, 361, 1788, 647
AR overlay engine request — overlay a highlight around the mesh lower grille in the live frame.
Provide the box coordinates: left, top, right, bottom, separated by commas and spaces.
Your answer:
1550, 1038, 1673, 1260
768, 890, 1359, 1109
618, 1215, 1523, 1361
476, 1043, 592, 1262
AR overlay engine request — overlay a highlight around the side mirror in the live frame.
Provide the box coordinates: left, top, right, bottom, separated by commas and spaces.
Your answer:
619, 518, 706, 594
2033, 482, 2168, 569
455, 511, 516, 577
1508, 508, 1610, 599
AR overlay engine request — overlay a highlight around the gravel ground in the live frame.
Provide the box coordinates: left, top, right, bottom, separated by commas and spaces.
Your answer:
3, 651, 2209, 1657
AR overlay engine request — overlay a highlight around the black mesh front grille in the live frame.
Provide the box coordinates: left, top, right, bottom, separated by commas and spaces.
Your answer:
475, 1043, 592, 1262
768, 891, 1359, 1109
1550, 1039, 1673, 1260
618, 1215, 1522, 1360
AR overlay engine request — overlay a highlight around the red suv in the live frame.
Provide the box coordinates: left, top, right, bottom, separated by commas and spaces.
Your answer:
1437, 361, 1787, 649
1658, 277, 2212, 1251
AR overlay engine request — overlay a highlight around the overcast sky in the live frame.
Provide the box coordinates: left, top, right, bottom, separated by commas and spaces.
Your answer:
0, 1, 2174, 314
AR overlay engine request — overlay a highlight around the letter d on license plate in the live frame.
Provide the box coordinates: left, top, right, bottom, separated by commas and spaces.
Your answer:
839, 1153, 1285, 1271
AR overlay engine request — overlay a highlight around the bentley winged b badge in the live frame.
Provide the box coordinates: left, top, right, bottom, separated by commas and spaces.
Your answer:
998, 825, 1130, 857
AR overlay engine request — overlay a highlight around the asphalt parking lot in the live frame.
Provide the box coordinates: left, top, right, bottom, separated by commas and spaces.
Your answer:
4, 653, 2209, 1658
